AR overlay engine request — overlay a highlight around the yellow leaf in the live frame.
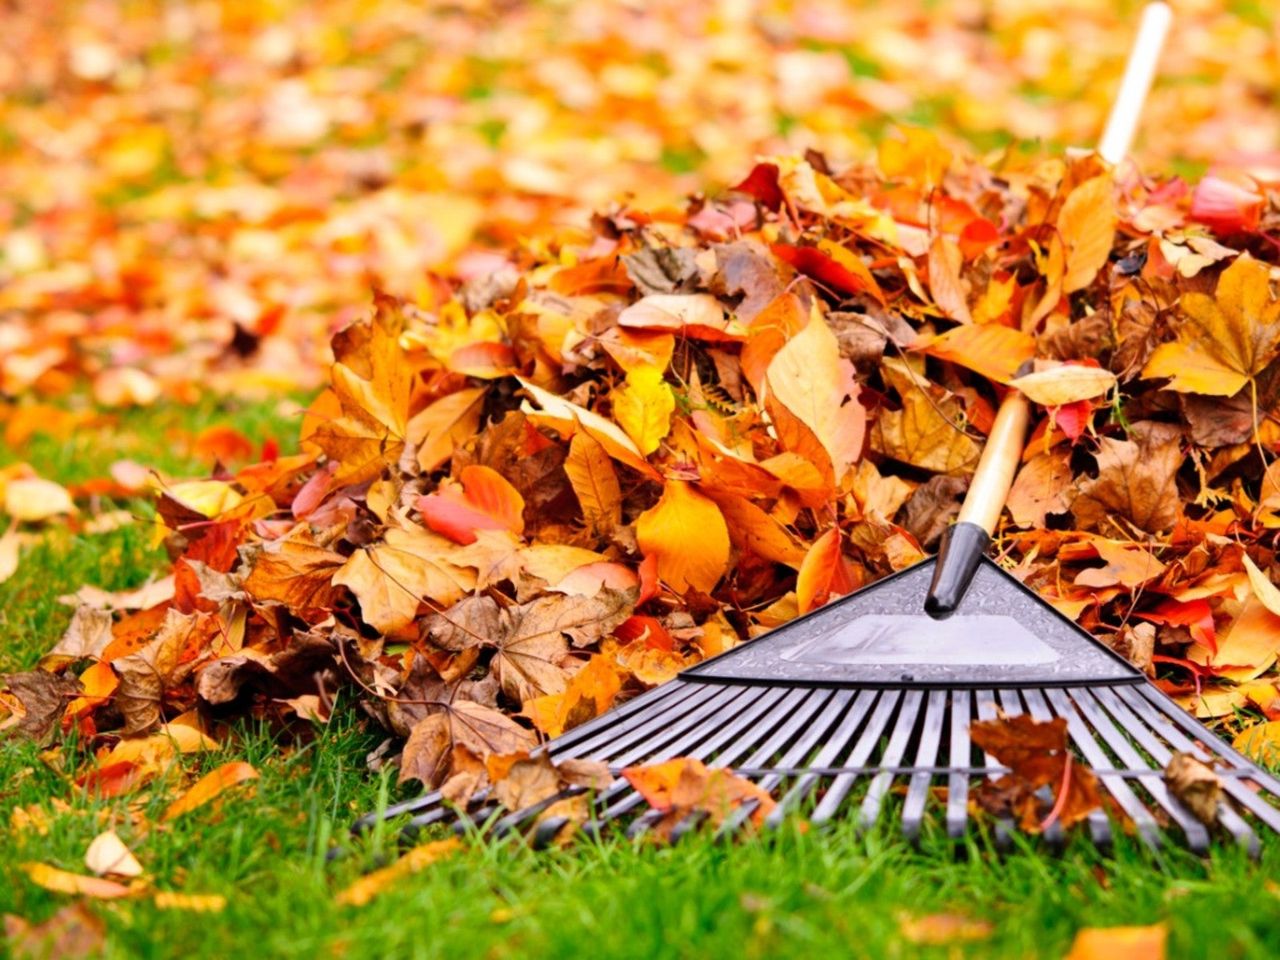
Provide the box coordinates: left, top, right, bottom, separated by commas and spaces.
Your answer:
162, 761, 259, 822
4, 478, 75, 522
1009, 364, 1117, 406
1234, 721, 1280, 765
611, 365, 675, 456
518, 378, 660, 479
152, 892, 227, 912
22, 862, 131, 899
878, 126, 951, 188
336, 838, 462, 907
1058, 176, 1118, 293
871, 359, 980, 475
1142, 254, 1280, 396
1063, 924, 1166, 960
1190, 597, 1280, 682
406, 387, 486, 473
635, 481, 729, 593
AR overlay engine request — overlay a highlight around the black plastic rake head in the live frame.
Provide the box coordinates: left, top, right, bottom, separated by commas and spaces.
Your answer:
353, 556, 1280, 855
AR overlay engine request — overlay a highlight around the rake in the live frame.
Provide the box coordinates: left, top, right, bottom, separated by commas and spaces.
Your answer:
353, 2, 1280, 854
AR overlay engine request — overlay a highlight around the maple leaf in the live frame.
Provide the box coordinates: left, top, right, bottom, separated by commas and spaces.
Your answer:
621, 757, 776, 837
399, 702, 535, 788
1071, 422, 1183, 535
871, 358, 980, 475
242, 534, 345, 614
1143, 254, 1280, 396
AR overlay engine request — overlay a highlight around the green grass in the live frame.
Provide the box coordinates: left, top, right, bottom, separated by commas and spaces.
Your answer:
3, 399, 1280, 959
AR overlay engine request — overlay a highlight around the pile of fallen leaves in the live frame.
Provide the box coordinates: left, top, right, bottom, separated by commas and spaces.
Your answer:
8, 132, 1280, 829
2, 0, 1278, 405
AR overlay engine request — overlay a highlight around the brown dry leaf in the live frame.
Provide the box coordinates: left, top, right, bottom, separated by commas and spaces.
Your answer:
1, 672, 82, 742
1063, 924, 1167, 960
242, 535, 345, 613
39, 606, 114, 672
1074, 539, 1167, 589
113, 609, 209, 735
1143, 254, 1280, 396
1163, 753, 1221, 826
336, 838, 462, 907
970, 714, 1102, 831
635, 481, 730, 594
84, 830, 143, 878
398, 702, 536, 788
1009, 364, 1116, 406
871, 358, 980, 475
1071, 423, 1183, 534
162, 761, 259, 821
4, 903, 106, 960
1007, 450, 1074, 528
334, 523, 475, 634
564, 431, 622, 535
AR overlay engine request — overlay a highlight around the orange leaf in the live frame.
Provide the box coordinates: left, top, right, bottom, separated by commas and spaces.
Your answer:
913, 323, 1035, 384
635, 481, 729, 594
418, 465, 525, 545
162, 761, 259, 822
621, 757, 776, 827
796, 529, 859, 614
336, 839, 462, 907
22, 862, 132, 900
1063, 924, 1167, 960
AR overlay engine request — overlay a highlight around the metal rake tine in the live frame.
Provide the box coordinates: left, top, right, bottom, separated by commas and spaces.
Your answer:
548, 680, 695, 755
1043, 688, 1163, 850
1022, 688, 1111, 849
1071, 688, 1210, 853
766, 689, 875, 828
901, 689, 947, 843
714, 688, 845, 839
353, 788, 446, 833
946, 689, 971, 839
1125, 686, 1280, 837
974, 689, 1014, 850
1095, 687, 1257, 854
555, 682, 732, 760
857, 690, 921, 832
997, 690, 1064, 848
810, 689, 902, 825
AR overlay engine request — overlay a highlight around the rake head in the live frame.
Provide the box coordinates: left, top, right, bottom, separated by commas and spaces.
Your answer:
353, 559, 1280, 855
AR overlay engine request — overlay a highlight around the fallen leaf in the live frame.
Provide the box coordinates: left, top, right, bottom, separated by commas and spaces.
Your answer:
635, 481, 730, 594
1233, 721, 1280, 765
21, 863, 131, 900
151, 892, 227, 912
336, 839, 462, 907
611, 365, 675, 456
563, 431, 622, 534
418, 465, 525, 545
896, 912, 994, 946
622, 757, 775, 836
162, 761, 259, 821
1071, 423, 1182, 534
1063, 924, 1167, 960
796, 529, 859, 614
1058, 176, 1118, 292
5, 478, 75, 522
4, 903, 105, 960
1009, 364, 1117, 406
84, 830, 144, 878
1163, 753, 1221, 826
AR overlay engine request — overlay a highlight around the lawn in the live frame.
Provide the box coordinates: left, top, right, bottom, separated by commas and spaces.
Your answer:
3, 400, 1280, 959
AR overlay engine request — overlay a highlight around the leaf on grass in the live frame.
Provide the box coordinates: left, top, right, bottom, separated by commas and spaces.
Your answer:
635, 481, 730, 593
84, 830, 143, 878
1, 671, 82, 742
1233, 721, 1280, 765
1143, 254, 1280, 396
151, 892, 226, 912
40, 606, 114, 672
0, 524, 20, 586
336, 838, 462, 908
1063, 924, 1167, 960
21, 863, 131, 900
4, 477, 76, 522
4, 903, 105, 960
896, 912, 994, 946
163, 761, 259, 821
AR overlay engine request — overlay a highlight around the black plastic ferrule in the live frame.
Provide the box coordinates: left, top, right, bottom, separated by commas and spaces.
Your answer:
924, 522, 990, 619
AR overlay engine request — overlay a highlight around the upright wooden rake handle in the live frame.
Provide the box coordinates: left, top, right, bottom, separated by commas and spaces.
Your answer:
924, 2, 1171, 619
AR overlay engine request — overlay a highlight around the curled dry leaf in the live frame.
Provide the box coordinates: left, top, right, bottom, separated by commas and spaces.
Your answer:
84, 830, 144, 878
1163, 753, 1221, 826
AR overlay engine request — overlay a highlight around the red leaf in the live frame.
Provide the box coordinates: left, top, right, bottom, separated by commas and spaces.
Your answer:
1190, 173, 1263, 234
771, 243, 873, 297
731, 163, 784, 211
1139, 598, 1217, 654
417, 465, 525, 545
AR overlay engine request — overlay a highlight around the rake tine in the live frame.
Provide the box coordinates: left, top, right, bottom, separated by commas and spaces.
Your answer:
946, 689, 971, 839
767, 689, 876, 828
547, 680, 696, 755
715, 688, 845, 839
858, 690, 921, 831
556, 682, 734, 760
582, 687, 817, 834
669, 810, 710, 844
1095, 687, 1257, 854
1043, 688, 1162, 850
1125, 686, 1280, 837
901, 689, 947, 842
996, 689, 1063, 847
811, 689, 901, 824
974, 690, 1014, 850
1072, 688, 1210, 852
532, 816, 572, 848
1022, 688, 1111, 849
353, 789, 446, 833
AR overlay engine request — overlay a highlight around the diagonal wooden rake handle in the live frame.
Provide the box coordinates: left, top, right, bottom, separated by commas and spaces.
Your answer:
925, 2, 1171, 618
